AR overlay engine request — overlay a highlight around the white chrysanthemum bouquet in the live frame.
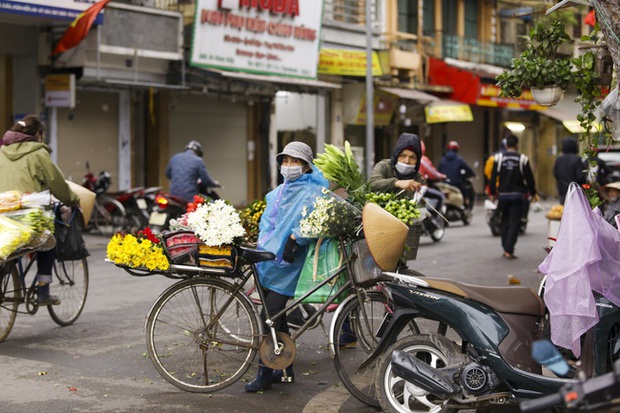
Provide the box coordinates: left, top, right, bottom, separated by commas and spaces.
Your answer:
299, 188, 361, 239
186, 199, 245, 246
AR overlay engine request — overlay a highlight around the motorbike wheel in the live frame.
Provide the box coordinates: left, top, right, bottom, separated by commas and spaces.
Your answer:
424, 216, 445, 243
489, 211, 502, 237
461, 209, 472, 226
375, 334, 468, 413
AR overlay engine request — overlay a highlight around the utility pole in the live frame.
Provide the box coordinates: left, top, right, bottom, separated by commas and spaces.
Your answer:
365, 0, 375, 177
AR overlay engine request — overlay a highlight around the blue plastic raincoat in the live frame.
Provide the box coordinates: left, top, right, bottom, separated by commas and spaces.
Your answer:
256, 168, 328, 296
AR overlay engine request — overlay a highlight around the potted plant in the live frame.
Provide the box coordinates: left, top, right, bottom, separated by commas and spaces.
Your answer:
496, 20, 573, 106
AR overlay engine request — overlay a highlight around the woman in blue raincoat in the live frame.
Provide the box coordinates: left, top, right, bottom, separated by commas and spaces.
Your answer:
246, 141, 328, 393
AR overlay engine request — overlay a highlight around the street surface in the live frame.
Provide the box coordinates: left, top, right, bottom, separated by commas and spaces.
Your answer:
0, 200, 553, 413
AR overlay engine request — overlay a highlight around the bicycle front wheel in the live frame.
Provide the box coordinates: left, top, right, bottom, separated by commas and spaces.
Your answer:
48, 258, 89, 326
332, 291, 420, 407
0, 264, 19, 342
145, 278, 261, 393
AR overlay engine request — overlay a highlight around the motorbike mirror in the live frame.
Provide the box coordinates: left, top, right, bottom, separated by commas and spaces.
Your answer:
532, 340, 570, 377
86, 161, 90, 171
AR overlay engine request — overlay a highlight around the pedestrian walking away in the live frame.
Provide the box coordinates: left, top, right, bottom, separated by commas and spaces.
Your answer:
0, 114, 80, 305
246, 141, 329, 393
489, 134, 538, 259
553, 136, 586, 205
165, 140, 218, 203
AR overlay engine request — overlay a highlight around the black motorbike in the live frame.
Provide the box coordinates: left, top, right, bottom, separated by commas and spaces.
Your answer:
361, 270, 620, 412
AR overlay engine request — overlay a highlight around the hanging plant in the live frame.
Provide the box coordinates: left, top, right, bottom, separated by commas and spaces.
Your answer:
496, 20, 573, 104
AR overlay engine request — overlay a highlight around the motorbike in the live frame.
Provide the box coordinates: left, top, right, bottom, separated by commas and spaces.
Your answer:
148, 182, 221, 233
82, 163, 155, 232
413, 186, 446, 243
521, 343, 620, 412
433, 180, 471, 226
485, 195, 529, 237
365, 271, 620, 413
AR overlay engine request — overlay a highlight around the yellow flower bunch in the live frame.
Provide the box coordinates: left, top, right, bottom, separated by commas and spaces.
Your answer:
239, 199, 266, 244
107, 233, 170, 271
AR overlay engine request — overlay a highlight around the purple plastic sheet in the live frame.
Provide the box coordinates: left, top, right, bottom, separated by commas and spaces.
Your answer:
539, 183, 620, 357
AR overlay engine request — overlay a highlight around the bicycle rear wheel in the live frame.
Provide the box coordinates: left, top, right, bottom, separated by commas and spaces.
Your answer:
0, 264, 20, 342
332, 291, 420, 407
145, 278, 261, 393
48, 258, 89, 326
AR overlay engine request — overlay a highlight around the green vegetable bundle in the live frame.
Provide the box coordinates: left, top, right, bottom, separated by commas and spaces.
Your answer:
314, 141, 367, 207
5, 208, 55, 234
366, 192, 421, 226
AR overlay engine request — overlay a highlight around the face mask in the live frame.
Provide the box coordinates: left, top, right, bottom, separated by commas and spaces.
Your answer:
281, 166, 304, 181
395, 162, 415, 175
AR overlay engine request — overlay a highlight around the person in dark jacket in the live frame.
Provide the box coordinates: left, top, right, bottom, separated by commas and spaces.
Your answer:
489, 135, 538, 259
0, 115, 80, 305
553, 137, 586, 204
165, 140, 218, 203
369, 132, 425, 195
438, 140, 476, 190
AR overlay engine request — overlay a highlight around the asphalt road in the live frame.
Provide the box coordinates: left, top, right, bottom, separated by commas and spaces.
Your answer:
0, 200, 554, 413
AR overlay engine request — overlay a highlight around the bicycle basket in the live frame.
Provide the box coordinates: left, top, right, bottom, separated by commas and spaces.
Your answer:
162, 230, 201, 264
352, 239, 382, 284
404, 224, 423, 261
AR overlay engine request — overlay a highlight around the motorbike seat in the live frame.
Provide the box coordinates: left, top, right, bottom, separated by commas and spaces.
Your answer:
238, 247, 276, 263
424, 278, 545, 317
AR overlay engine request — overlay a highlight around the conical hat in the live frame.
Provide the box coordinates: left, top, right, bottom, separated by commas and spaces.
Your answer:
362, 203, 408, 271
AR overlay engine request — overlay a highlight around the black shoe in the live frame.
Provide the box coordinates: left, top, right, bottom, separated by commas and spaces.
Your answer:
37, 284, 61, 306
245, 365, 273, 392
272, 365, 294, 383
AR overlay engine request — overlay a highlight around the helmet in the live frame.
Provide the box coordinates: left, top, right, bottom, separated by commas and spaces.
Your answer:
447, 140, 460, 151
186, 140, 203, 157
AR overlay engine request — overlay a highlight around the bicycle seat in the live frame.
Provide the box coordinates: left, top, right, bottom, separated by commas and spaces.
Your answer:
238, 246, 275, 263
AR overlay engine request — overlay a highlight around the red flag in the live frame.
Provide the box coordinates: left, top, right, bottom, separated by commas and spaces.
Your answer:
53, 0, 112, 55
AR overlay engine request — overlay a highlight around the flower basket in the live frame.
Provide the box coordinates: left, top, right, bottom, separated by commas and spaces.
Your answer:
404, 224, 423, 261
162, 230, 201, 264
198, 244, 237, 270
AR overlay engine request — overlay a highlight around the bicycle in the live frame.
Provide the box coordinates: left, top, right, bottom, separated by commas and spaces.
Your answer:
111, 235, 420, 407
0, 245, 89, 342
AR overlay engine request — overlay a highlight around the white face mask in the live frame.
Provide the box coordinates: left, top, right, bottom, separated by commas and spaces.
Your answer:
395, 162, 416, 175
281, 166, 304, 181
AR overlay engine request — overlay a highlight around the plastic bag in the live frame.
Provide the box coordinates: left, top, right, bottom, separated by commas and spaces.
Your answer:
294, 238, 348, 304
539, 183, 620, 357
55, 206, 90, 261
0, 215, 34, 260
0, 190, 22, 213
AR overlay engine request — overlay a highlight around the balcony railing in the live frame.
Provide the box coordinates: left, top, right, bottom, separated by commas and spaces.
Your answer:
442, 35, 515, 68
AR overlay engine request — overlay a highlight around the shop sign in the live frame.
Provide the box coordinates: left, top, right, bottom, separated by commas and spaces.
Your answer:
44, 74, 76, 108
0, 0, 101, 22
424, 102, 473, 124
477, 83, 548, 110
318, 49, 383, 77
190, 0, 323, 79
354, 89, 397, 126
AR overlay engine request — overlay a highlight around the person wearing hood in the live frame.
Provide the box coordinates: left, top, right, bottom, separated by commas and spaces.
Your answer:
245, 141, 328, 393
369, 133, 425, 195
553, 136, 586, 205
0, 114, 79, 305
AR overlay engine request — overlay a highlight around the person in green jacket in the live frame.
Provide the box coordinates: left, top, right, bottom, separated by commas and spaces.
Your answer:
0, 114, 79, 305
369, 132, 426, 196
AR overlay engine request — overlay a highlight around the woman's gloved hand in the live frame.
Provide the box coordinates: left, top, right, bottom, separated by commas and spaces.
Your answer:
282, 237, 298, 263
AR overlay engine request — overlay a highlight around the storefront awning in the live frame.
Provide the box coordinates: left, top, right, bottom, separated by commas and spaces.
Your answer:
218, 70, 341, 90
536, 95, 600, 134
424, 100, 474, 124
379, 87, 439, 104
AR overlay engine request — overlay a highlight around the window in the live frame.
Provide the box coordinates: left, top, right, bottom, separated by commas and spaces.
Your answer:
397, 0, 435, 36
